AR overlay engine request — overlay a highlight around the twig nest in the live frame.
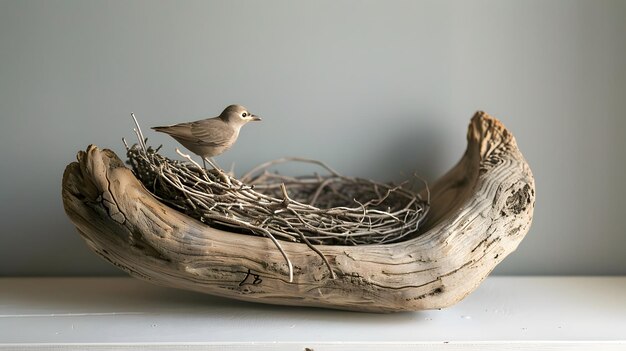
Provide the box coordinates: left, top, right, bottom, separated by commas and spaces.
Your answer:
126, 146, 429, 246
125, 141, 430, 280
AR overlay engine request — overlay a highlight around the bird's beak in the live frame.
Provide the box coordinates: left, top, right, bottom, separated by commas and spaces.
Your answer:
250, 114, 261, 121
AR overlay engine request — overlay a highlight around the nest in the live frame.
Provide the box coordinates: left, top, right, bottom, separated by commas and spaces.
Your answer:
123, 115, 429, 280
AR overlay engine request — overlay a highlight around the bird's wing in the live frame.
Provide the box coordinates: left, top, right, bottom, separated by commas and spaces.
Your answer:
152, 118, 235, 147
190, 118, 235, 147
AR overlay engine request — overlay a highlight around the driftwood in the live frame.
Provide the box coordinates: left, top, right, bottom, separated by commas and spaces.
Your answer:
62, 111, 535, 312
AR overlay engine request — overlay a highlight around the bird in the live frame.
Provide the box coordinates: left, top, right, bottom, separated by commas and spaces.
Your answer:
152, 104, 261, 169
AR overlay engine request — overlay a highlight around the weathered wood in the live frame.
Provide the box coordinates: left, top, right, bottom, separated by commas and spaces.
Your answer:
62, 111, 535, 312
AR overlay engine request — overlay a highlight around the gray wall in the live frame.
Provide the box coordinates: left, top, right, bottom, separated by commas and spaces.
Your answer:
1, 0, 624, 276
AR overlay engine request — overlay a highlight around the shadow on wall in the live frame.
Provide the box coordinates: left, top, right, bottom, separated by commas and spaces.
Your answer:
351, 114, 447, 191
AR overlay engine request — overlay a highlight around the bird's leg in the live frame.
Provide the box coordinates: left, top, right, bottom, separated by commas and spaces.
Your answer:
206, 158, 222, 170
199, 158, 212, 181
204, 157, 232, 185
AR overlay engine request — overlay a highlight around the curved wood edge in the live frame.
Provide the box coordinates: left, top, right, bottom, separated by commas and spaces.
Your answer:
62, 111, 534, 312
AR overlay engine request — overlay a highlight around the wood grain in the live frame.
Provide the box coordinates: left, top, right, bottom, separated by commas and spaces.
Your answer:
61, 111, 535, 312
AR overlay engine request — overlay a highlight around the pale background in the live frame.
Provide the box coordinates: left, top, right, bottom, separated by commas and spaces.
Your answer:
1, 0, 624, 276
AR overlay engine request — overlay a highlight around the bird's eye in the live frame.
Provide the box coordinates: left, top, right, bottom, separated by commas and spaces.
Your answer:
242, 112, 247, 117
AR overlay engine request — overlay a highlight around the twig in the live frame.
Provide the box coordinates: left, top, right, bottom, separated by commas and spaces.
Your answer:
131, 113, 147, 153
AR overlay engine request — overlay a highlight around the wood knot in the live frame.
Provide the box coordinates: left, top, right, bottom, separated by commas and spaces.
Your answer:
503, 184, 532, 216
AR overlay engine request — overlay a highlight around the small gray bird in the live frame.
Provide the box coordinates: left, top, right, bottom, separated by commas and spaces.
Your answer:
152, 104, 261, 169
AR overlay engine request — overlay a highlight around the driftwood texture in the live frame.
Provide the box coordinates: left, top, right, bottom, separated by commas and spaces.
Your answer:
62, 111, 535, 312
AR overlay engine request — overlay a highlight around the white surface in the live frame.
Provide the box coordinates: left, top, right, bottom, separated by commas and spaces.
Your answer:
0, 277, 625, 350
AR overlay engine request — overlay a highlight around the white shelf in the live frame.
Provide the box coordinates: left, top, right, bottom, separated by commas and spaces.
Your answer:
1, 276, 624, 350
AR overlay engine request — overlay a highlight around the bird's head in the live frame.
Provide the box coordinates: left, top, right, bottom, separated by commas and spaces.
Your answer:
221, 104, 261, 125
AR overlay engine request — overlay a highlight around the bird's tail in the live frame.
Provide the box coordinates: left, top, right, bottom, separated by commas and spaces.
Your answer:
151, 125, 180, 135
151, 126, 169, 132
150, 124, 194, 140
